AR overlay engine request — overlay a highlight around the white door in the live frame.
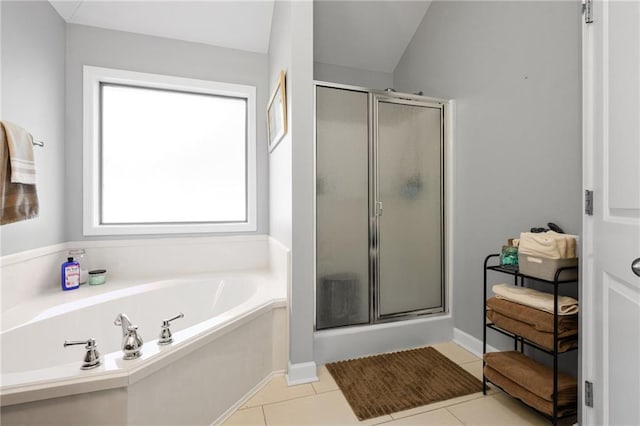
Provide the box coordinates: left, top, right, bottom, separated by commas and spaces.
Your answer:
582, 1, 640, 425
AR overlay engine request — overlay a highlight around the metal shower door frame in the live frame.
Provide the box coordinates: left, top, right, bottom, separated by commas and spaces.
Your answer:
370, 93, 446, 323
313, 81, 447, 330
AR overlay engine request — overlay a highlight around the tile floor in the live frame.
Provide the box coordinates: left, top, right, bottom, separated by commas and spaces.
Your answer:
223, 342, 549, 426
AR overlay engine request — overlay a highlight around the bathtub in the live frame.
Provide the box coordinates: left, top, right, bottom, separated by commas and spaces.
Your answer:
1, 270, 287, 425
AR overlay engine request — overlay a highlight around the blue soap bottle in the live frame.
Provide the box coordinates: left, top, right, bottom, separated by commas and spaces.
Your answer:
61, 257, 80, 291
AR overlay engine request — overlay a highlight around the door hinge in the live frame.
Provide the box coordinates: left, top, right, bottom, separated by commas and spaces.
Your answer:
582, 0, 594, 24
585, 380, 594, 407
585, 190, 594, 216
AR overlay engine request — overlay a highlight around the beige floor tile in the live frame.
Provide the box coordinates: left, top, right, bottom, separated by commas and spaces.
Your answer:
226, 342, 549, 426
223, 406, 265, 426
244, 375, 316, 408
431, 342, 479, 364
312, 365, 340, 394
492, 392, 554, 420
460, 359, 484, 380
389, 392, 485, 419
446, 392, 548, 425
382, 408, 464, 425
263, 390, 392, 425
458, 360, 499, 395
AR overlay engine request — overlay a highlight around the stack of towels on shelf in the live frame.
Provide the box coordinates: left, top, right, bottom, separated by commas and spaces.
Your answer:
484, 351, 577, 416
487, 283, 579, 352
484, 283, 579, 416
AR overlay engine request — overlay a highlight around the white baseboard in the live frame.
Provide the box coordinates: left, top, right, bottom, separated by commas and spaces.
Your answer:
286, 361, 318, 385
211, 370, 285, 425
453, 328, 499, 358
314, 315, 453, 364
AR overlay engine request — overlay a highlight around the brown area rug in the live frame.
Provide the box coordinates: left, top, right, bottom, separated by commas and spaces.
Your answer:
326, 346, 483, 420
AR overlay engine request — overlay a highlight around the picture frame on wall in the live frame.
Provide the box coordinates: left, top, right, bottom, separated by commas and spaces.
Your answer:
267, 70, 287, 153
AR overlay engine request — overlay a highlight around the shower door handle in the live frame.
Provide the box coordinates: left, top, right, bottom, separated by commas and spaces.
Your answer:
375, 202, 383, 217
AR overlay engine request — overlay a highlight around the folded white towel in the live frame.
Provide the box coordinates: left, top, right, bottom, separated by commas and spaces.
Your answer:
519, 231, 577, 259
1, 121, 36, 185
492, 283, 579, 315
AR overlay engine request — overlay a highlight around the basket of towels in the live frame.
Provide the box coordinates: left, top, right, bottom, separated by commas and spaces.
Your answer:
517, 231, 578, 281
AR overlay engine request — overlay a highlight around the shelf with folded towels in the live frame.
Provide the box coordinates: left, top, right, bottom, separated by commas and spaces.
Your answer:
483, 351, 577, 418
486, 287, 578, 354
482, 253, 578, 426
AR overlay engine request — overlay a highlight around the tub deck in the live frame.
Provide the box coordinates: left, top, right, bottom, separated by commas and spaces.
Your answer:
1, 270, 286, 407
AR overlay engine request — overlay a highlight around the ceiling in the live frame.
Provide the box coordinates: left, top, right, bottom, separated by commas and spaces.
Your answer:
314, 1, 432, 73
49, 0, 431, 74
48, 1, 275, 54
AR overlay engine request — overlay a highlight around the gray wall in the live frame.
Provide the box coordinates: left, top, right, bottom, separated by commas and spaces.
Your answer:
394, 1, 582, 343
267, 0, 315, 368
268, 0, 293, 249
289, 1, 315, 366
0, 1, 66, 255
65, 24, 270, 242
314, 62, 393, 90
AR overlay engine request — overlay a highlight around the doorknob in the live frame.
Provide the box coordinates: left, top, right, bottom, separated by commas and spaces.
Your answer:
633, 258, 640, 277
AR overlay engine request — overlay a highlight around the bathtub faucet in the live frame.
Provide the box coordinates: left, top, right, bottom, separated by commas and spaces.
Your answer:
114, 313, 133, 337
114, 313, 143, 360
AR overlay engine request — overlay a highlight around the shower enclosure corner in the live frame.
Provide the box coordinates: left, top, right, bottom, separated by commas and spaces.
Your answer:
315, 82, 446, 330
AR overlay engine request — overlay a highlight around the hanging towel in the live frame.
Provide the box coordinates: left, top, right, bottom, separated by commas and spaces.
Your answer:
0, 122, 39, 224
492, 283, 579, 315
1, 121, 36, 184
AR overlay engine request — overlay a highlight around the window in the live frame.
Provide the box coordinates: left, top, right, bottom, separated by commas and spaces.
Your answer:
83, 66, 256, 235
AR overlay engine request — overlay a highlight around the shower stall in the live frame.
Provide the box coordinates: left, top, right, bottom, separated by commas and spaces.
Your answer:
315, 82, 448, 331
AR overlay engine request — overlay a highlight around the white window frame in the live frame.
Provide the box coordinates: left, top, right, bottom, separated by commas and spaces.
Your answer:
83, 65, 257, 236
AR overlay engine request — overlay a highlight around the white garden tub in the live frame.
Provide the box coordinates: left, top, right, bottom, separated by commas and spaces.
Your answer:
0, 271, 287, 425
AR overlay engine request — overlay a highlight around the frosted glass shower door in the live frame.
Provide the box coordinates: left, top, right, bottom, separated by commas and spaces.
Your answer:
375, 98, 444, 318
316, 86, 370, 329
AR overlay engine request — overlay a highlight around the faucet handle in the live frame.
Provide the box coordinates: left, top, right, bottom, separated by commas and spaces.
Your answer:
64, 338, 95, 347
64, 338, 101, 370
158, 312, 184, 345
162, 313, 184, 326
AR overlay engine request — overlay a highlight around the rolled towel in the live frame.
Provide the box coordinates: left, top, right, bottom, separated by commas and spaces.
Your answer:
1, 121, 36, 185
492, 283, 578, 315
486, 297, 578, 334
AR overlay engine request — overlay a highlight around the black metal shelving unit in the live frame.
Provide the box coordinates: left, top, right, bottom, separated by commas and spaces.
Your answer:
482, 253, 579, 426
